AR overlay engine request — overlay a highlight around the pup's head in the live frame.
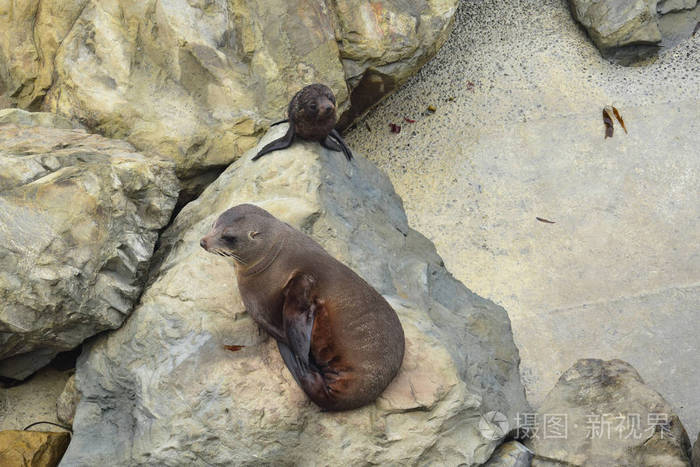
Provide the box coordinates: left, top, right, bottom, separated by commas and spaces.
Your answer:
296, 83, 336, 121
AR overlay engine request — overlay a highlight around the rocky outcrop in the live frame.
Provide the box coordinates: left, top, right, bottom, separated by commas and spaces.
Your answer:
528, 359, 692, 466
0, 430, 70, 466
568, 0, 700, 63
60, 125, 529, 466
692, 432, 700, 467
0, 0, 457, 184
0, 116, 179, 380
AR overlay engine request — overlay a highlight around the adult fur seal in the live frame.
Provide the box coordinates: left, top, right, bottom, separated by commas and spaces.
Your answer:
252, 84, 353, 161
200, 204, 404, 411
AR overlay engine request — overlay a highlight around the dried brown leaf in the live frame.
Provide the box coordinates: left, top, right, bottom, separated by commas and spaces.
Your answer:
603, 108, 614, 139
612, 106, 627, 134
536, 217, 556, 224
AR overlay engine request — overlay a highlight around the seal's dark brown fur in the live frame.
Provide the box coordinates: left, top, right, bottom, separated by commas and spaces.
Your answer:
200, 204, 404, 411
253, 84, 353, 161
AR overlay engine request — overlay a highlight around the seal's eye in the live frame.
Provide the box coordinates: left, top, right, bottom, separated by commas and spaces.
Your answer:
221, 233, 237, 244
309, 102, 318, 112
248, 231, 260, 240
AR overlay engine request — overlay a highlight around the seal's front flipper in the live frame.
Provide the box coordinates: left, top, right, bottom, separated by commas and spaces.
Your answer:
321, 134, 354, 161
320, 135, 343, 154
329, 129, 353, 160
252, 125, 295, 161
281, 273, 317, 370
277, 341, 305, 388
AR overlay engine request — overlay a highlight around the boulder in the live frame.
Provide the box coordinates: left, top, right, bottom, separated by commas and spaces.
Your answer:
0, 430, 70, 467
0, 0, 456, 184
60, 125, 529, 466
0, 118, 179, 380
56, 374, 80, 427
692, 432, 700, 467
567, 0, 662, 52
528, 359, 692, 466
568, 0, 700, 63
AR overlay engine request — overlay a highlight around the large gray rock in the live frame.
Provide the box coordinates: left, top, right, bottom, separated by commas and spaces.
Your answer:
0, 0, 456, 184
568, 0, 662, 53
692, 432, 700, 467
61, 125, 529, 466
0, 118, 179, 380
568, 0, 700, 63
528, 359, 692, 466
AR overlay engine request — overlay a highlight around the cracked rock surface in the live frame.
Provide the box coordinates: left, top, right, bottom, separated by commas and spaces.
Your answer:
0, 113, 179, 379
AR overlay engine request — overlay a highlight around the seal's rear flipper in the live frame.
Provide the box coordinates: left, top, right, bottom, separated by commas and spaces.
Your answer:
277, 341, 334, 408
252, 125, 295, 161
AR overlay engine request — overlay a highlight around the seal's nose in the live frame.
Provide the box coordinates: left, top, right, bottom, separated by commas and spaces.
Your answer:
320, 103, 333, 115
200, 237, 208, 250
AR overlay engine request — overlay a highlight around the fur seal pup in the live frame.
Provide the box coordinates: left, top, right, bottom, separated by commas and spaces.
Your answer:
252, 84, 353, 161
200, 204, 404, 411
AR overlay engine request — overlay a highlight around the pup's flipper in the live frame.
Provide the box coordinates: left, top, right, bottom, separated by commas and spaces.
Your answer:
252, 124, 295, 161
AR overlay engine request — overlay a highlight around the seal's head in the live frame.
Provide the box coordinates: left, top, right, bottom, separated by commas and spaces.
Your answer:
291, 84, 338, 141
295, 83, 336, 121
200, 204, 279, 267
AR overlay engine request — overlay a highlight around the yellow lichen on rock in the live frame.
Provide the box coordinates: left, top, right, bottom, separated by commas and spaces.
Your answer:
0, 431, 70, 467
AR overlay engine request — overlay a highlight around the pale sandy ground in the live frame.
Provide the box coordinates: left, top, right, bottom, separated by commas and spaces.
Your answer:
346, 0, 700, 438
0, 367, 71, 431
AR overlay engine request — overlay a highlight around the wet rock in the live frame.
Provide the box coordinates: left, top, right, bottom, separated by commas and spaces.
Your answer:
0, 119, 179, 379
61, 124, 529, 466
